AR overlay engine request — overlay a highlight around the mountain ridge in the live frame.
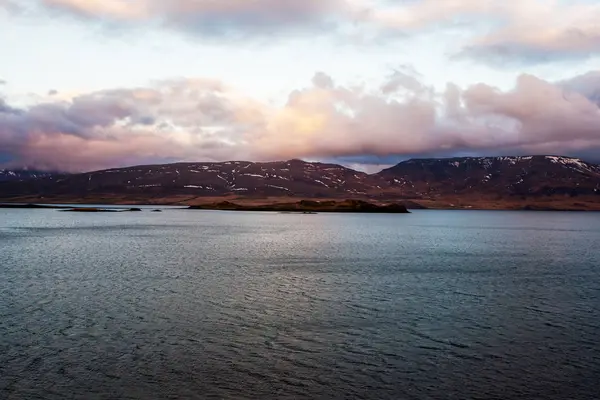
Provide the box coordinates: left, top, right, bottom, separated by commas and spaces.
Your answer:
378, 155, 600, 197
1, 155, 599, 210
1, 154, 598, 176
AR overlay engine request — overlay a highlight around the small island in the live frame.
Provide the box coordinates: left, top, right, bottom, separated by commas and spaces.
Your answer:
188, 199, 410, 213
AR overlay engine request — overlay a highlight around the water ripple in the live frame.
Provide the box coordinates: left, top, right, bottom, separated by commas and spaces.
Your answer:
1, 209, 599, 399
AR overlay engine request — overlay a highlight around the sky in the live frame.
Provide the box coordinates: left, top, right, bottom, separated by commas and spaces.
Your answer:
1, 0, 600, 173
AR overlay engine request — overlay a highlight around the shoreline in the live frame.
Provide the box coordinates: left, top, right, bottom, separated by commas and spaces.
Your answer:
0, 200, 411, 214
1, 197, 599, 211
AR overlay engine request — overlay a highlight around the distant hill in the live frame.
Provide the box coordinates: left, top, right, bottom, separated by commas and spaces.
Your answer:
1, 156, 599, 209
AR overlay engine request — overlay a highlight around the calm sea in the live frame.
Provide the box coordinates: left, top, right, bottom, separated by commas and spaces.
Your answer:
1, 208, 599, 399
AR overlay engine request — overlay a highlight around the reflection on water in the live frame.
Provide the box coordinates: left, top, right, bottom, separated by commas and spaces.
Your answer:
1, 209, 600, 399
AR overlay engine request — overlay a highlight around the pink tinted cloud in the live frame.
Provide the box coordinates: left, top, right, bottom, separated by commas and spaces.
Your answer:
1, 70, 600, 171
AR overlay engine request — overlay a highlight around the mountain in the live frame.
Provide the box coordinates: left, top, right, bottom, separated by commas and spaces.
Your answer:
0, 159, 387, 199
1, 156, 599, 209
0, 169, 56, 182
376, 156, 600, 198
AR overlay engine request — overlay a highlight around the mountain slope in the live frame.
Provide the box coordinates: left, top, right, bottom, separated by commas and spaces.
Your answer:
0, 159, 387, 199
0, 169, 55, 182
377, 156, 600, 198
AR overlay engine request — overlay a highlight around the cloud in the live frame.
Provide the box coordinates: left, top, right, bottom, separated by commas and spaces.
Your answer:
0, 0, 19, 13
457, 73, 600, 150
356, 0, 600, 64
457, 26, 600, 65
558, 71, 600, 106
8, 1, 598, 64
28, 0, 346, 38
2, 70, 600, 172
0, 98, 23, 115
0, 78, 252, 171
450, 1, 600, 64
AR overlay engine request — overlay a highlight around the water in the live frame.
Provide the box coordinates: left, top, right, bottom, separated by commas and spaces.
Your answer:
1, 209, 599, 399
